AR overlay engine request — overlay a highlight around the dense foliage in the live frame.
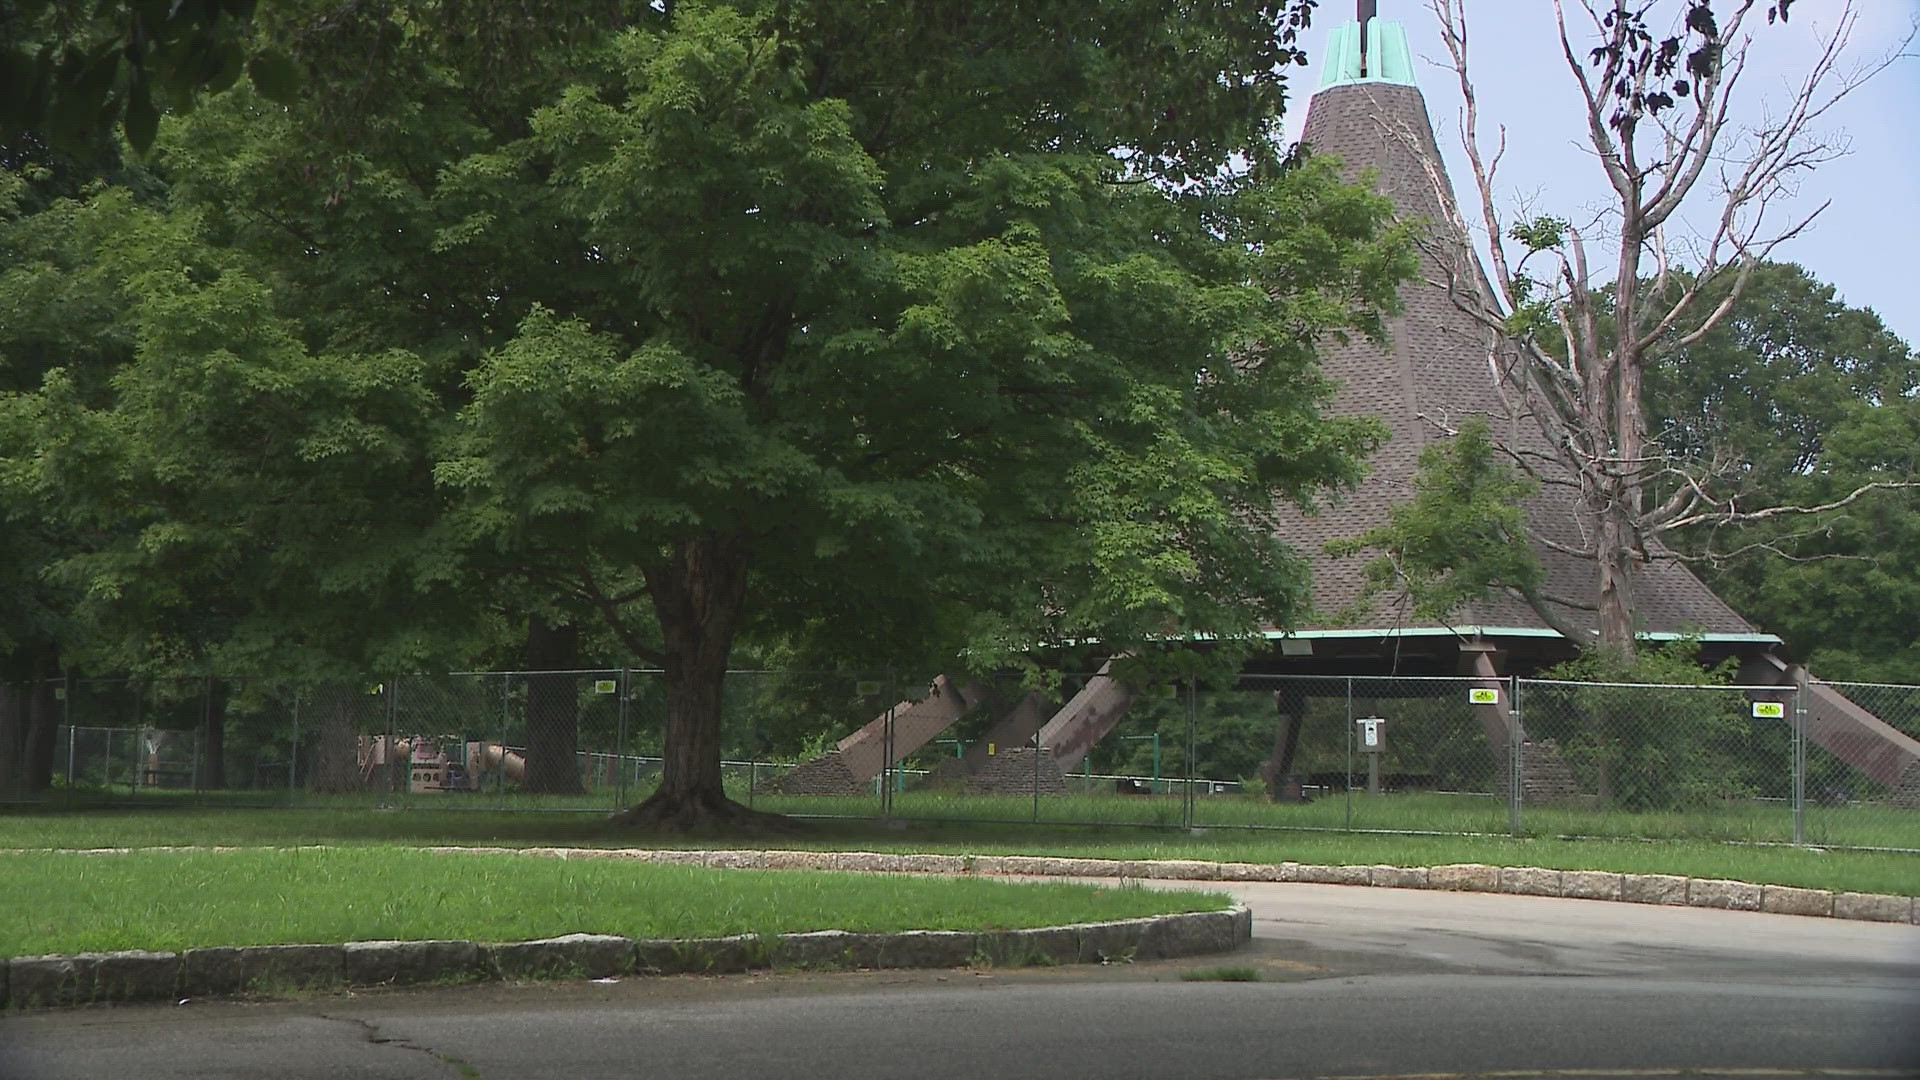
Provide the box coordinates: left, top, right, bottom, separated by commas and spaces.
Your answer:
0, 0, 1421, 822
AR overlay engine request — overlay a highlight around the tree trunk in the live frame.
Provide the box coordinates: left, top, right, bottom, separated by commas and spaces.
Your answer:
612, 534, 787, 832
522, 614, 584, 795
21, 647, 62, 793
199, 678, 228, 791
310, 701, 362, 794
0, 680, 23, 797
1595, 497, 1639, 660
1263, 693, 1308, 803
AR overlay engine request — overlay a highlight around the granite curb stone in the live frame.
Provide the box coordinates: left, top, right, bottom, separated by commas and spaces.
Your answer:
181, 944, 345, 997
7, 955, 94, 1008
1761, 885, 1834, 918
485, 933, 633, 981
5, 904, 1252, 1008
1687, 878, 1763, 911
1427, 863, 1499, 891
1498, 866, 1564, 897
1293, 863, 1371, 886
1072, 918, 1154, 963
1368, 865, 1430, 889
1833, 892, 1910, 923
1622, 873, 1690, 906
342, 940, 483, 986
1561, 871, 1625, 901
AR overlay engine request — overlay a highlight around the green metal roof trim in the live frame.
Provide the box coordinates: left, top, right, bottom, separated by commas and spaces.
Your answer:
1320, 19, 1418, 89
1263, 628, 1783, 644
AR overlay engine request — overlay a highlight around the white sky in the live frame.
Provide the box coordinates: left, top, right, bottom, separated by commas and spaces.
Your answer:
1279, 1, 1920, 345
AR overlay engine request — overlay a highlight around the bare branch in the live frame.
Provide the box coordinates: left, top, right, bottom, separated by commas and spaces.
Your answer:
1664, 481, 1920, 531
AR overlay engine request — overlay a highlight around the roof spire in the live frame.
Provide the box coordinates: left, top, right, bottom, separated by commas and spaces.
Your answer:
1358, 0, 1378, 76
1319, 2, 1416, 90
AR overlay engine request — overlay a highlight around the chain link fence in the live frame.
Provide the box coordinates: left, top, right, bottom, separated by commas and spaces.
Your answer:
4, 669, 1916, 852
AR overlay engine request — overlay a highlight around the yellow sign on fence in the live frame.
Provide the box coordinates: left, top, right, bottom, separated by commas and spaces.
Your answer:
1752, 701, 1786, 719
1468, 688, 1500, 705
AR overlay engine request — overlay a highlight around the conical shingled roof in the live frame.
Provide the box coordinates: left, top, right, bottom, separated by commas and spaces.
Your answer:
1276, 21, 1762, 642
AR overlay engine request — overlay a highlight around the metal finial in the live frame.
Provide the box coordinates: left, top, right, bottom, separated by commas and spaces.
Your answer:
1358, 0, 1379, 76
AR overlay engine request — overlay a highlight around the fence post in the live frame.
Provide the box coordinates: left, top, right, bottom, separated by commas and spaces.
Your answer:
131, 682, 143, 798
1183, 681, 1198, 830
1508, 677, 1523, 837
497, 674, 510, 810
1030, 724, 1040, 825
616, 668, 630, 813
885, 676, 897, 820
62, 672, 74, 807
1343, 678, 1354, 831
289, 692, 301, 807
1792, 675, 1808, 846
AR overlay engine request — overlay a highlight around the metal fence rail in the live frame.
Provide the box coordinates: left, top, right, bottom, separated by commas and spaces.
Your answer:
2, 670, 1915, 852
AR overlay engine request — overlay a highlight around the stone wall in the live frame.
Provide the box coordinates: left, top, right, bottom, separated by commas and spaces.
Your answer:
959, 746, 1068, 797
761, 752, 866, 797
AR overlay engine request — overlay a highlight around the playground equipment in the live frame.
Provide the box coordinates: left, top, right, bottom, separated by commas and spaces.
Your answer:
357, 735, 525, 793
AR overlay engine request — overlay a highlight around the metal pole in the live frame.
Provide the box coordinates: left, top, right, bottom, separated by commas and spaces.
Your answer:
1344, 678, 1354, 831
289, 693, 301, 806
1175, 680, 1190, 822
62, 672, 73, 806
1152, 731, 1161, 794
883, 697, 894, 818
498, 674, 510, 810
617, 668, 631, 812
1792, 678, 1807, 846
132, 683, 143, 797
1509, 677, 1523, 837
1031, 727, 1040, 824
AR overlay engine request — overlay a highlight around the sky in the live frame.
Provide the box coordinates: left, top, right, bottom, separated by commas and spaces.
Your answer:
1277, 0, 1920, 346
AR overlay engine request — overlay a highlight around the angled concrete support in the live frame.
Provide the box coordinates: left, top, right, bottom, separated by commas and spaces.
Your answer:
1460, 643, 1518, 749
1036, 660, 1135, 772
834, 675, 985, 785
1742, 654, 1920, 787
951, 692, 1051, 775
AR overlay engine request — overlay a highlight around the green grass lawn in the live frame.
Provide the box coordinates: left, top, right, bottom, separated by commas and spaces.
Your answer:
2, 807, 1915, 896
38, 782, 1920, 851
0, 848, 1227, 958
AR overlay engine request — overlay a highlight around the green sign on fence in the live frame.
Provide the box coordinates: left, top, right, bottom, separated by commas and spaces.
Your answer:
1468, 687, 1499, 705
594, 679, 617, 695
1752, 701, 1786, 719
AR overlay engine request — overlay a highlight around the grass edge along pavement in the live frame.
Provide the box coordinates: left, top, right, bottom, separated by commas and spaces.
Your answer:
3, 808, 1917, 895
0, 847, 1249, 1009
1, 908, 1252, 1011
0, 848, 1232, 958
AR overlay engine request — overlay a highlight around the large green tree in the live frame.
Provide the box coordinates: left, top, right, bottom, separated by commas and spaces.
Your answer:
1647, 262, 1920, 682
10, 1, 1414, 823
426, 1, 1414, 827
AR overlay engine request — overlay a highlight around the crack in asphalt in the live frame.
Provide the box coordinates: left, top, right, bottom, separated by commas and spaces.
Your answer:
318, 1012, 482, 1078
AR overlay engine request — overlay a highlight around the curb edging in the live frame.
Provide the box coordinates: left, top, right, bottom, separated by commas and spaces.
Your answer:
2, 903, 1249, 1011
466, 846, 1917, 926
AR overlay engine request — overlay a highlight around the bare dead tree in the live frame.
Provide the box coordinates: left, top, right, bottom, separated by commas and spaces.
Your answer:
1421, 0, 1914, 658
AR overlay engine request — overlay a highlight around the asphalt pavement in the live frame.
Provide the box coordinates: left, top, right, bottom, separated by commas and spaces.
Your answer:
3, 881, 1917, 1079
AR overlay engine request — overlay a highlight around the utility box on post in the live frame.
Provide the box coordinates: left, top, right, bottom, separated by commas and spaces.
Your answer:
1356, 716, 1386, 796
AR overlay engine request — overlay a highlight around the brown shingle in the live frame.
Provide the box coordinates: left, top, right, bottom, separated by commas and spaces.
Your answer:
1276, 82, 1755, 638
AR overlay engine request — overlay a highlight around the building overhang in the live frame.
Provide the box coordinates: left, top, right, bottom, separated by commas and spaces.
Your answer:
1262, 627, 1783, 645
